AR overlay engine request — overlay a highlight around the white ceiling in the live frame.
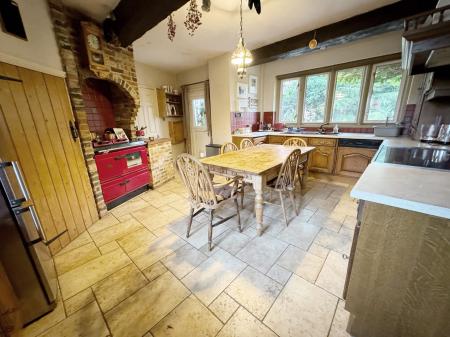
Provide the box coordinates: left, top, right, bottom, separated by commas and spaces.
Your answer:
61, 0, 399, 73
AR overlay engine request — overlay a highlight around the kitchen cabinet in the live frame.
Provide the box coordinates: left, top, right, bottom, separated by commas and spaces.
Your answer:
335, 147, 377, 177
267, 135, 285, 144
168, 120, 185, 145
156, 89, 183, 119
309, 146, 335, 174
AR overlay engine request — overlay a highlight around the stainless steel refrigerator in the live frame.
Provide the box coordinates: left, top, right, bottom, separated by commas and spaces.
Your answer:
0, 161, 58, 326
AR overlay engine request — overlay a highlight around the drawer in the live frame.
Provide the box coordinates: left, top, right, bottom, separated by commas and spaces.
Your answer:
308, 138, 337, 147
268, 135, 285, 144
101, 177, 127, 203
126, 170, 149, 192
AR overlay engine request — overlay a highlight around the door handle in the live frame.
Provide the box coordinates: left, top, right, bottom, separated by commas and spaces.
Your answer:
69, 121, 79, 140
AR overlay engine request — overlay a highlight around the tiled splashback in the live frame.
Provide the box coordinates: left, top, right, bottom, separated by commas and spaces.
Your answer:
231, 111, 261, 133
82, 82, 116, 135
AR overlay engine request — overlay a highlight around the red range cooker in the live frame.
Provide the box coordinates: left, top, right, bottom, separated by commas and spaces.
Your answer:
94, 142, 152, 208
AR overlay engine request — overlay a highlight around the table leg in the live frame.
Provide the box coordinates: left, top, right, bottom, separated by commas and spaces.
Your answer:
252, 175, 265, 236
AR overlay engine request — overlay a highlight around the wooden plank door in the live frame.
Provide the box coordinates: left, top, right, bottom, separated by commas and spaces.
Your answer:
0, 62, 98, 254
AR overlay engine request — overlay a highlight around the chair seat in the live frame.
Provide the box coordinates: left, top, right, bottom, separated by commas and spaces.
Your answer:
214, 184, 234, 202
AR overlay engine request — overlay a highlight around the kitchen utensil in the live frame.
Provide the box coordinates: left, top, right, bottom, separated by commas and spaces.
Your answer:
419, 123, 439, 142
104, 130, 116, 141
436, 124, 450, 144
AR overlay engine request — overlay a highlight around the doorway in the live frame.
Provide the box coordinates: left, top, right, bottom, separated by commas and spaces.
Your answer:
187, 84, 210, 157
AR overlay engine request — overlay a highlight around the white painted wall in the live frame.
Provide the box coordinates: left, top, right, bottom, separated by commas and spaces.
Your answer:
134, 61, 185, 157
207, 53, 234, 144
176, 64, 209, 87
260, 31, 403, 111
0, 0, 63, 76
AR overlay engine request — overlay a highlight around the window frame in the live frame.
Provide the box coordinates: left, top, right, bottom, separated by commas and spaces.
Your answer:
278, 77, 300, 124
329, 66, 366, 124
363, 60, 406, 124
276, 53, 405, 127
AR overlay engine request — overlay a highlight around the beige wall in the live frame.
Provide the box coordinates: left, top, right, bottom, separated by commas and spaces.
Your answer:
0, 0, 63, 76
176, 64, 209, 87
260, 31, 403, 112
134, 61, 185, 156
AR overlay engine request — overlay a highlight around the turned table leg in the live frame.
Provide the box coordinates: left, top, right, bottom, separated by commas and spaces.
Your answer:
252, 175, 265, 236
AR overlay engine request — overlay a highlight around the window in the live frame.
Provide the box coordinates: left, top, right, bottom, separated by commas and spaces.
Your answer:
277, 57, 405, 126
192, 98, 206, 128
331, 67, 364, 123
279, 78, 299, 123
303, 73, 329, 123
365, 62, 403, 122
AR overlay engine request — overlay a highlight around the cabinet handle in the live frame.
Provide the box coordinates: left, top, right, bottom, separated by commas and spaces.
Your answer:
115, 155, 127, 160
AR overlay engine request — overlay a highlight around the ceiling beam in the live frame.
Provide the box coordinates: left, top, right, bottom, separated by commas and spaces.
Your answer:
111, 0, 189, 47
251, 0, 439, 65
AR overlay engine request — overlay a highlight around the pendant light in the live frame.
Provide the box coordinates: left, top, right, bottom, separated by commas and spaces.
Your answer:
231, 0, 253, 79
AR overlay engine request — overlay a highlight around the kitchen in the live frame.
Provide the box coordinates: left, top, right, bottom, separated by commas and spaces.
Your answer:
0, 0, 449, 337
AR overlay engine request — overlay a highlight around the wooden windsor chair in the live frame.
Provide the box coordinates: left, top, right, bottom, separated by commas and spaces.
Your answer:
175, 153, 242, 250
282, 138, 309, 188
240, 138, 254, 149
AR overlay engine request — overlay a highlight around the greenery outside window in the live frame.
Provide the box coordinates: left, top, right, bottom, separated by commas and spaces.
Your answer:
331, 67, 365, 123
279, 78, 299, 123
303, 73, 329, 123
277, 55, 405, 126
365, 61, 403, 122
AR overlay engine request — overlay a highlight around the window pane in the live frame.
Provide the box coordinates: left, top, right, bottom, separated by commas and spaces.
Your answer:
192, 98, 206, 127
279, 79, 299, 123
331, 67, 364, 123
366, 62, 402, 121
303, 73, 329, 123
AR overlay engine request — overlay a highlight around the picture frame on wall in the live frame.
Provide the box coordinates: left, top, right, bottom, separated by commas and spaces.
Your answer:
249, 75, 258, 95
238, 99, 248, 112
237, 82, 248, 98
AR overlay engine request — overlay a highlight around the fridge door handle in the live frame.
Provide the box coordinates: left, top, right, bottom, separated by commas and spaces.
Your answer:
0, 161, 31, 207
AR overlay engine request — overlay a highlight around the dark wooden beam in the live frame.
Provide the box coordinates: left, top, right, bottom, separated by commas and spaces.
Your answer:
111, 0, 189, 47
251, 0, 439, 65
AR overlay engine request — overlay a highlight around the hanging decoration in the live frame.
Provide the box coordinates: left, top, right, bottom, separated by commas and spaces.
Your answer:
202, 0, 211, 12
167, 13, 176, 41
231, 0, 253, 79
185, 0, 202, 36
308, 31, 318, 49
248, 0, 262, 14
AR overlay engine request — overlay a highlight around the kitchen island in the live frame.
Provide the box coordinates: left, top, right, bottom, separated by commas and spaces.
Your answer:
344, 137, 450, 337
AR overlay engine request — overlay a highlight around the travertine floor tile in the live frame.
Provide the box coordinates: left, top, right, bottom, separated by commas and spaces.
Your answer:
264, 275, 338, 337
329, 300, 352, 337
266, 264, 292, 285
87, 213, 119, 234
215, 230, 251, 255
308, 243, 330, 259
217, 307, 277, 337
63, 288, 95, 316
277, 221, 321, 250
111, 198, 150, 218
105, 272, 190, 337
128, 233, 185, 270
184, 222, 229, 249
236, 235, 287, 273
54, 242, 100, 276
314, 229, 352, 254
55, 231, 92, 256
39, 302, 108, 337
92, 263, 148, 313
277, 245, 325, 283
142, 261, 168, 281
116, 227, 156, 253
89, 218, 144, 247
151, 295, 222, 337
208, 292, 239, 323
182, 249, 246, 305
316, 251, 348, 298
58, 249, 130, 299
98, 240, 120, 254
162, 244, 207, 278
226, 266, 282, 320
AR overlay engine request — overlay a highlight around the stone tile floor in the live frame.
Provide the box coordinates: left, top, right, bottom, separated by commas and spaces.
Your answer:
16, 176, 358, 337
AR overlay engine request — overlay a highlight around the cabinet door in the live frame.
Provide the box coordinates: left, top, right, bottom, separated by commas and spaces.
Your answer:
335, 147, 377, 177
268, 135, 285, 144
309, 146, 335, 173
156, 88, 166, 119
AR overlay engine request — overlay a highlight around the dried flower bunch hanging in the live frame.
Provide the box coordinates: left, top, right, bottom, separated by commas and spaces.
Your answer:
167, 13, 176, 41
185, 0, 202, 36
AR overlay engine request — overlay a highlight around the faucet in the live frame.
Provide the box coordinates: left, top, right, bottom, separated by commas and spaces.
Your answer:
318, 123, 329, 134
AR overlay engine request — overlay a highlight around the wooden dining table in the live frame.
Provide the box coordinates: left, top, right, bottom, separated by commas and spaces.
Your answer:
201, 144, 315, 235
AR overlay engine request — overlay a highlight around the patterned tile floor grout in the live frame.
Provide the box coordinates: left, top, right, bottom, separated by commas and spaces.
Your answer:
16, 175, 357, 337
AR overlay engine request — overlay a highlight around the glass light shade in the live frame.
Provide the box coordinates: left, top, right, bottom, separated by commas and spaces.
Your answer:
231, 38, 253, 66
